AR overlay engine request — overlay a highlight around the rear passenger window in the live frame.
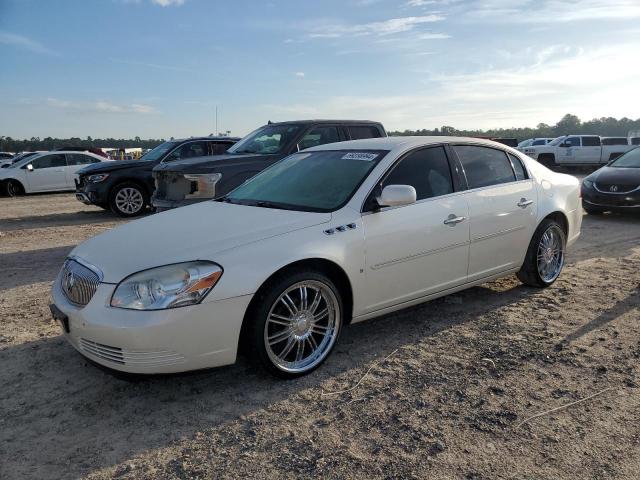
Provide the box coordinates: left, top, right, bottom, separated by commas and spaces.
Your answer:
582, 136, 601, 147
381, 146, 453, 201
298, 126, 340, 150
454, 146, 516, 189
508, 153, 528, 181
348, 125, 382, 140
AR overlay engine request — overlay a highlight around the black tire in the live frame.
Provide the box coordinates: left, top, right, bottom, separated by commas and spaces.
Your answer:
517, 219, 566, 288
245, 269, 344, 379
538, 154, 556, 169
583, 204, 605, 215
2, 179, 25, 197
109, 182, 148, 217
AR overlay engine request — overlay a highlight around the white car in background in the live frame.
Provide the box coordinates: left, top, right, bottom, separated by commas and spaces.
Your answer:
0, 150, 111, 196
523, 135, 635, 167
516, 138, 554, 151
51, 137, 581, 378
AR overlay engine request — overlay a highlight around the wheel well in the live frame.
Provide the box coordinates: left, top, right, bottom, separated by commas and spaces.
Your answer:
110, 179, 150, 199
538, 153, 555, 162
543, 211, 569, 236
238, 258, 355, 351
2, 178, 25, 194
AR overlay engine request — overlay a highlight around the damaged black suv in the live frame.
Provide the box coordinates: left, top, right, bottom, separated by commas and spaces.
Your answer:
151, 120, 386, 211
75, 136, 239, 216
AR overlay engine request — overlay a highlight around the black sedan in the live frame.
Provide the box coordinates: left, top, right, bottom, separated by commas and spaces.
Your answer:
581, 147, 640, 214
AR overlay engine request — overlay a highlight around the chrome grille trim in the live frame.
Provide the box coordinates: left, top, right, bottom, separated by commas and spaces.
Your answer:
79, 338, 185, 367
60, 258, 102, 306
594, 183, 640, 194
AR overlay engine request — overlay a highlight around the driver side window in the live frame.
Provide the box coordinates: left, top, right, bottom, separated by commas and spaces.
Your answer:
29, 154, 67, 169
298, 126, 340, 150
365, 146, 453, 210
165, 141, 207, 162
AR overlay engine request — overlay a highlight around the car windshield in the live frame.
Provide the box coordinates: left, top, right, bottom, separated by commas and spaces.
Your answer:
224, 149, 388, 212
548, 136, 566, 146
227, 124, 302, 155
518, 139, 533, 148
609, 147, 640, 168
140, 141, 178, 161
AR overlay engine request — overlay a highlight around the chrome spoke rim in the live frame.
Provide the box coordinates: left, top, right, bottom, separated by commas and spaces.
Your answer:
536, 225, 565, 283
264, 280, 340, 373
115, 187, 143, 214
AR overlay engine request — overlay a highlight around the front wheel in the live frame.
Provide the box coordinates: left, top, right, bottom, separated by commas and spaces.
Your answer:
517, 219, 566, 288
109, 182, 148, 217
2, 180, 25, 197
246, 270, 343, 378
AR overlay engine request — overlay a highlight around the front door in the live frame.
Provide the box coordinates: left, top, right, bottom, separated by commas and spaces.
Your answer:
24, 154, 68, 191
362, 145, 470, 313
453, 145, 537, 281
556, 136, 581, 165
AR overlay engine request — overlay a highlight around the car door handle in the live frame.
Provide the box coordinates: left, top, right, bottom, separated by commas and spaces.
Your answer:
517, 198, 534, 208
443, 214, 466, 225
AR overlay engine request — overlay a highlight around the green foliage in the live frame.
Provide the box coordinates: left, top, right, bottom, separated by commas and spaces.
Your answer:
388, 114, 640, 140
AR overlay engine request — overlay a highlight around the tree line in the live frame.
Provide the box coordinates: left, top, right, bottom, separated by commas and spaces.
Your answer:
2, 114, 640, 152
389, 114, 640, 139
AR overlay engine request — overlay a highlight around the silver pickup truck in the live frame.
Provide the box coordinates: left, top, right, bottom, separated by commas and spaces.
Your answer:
522, 135, 634, 167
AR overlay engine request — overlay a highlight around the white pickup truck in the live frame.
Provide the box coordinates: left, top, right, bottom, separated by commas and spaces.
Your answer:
523, 135, 635, 167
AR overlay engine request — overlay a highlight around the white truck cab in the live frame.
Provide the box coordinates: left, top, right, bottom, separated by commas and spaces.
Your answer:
523, 135, 634, 167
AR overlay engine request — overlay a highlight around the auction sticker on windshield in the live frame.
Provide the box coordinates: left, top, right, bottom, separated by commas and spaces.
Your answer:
342, 152, 378, 161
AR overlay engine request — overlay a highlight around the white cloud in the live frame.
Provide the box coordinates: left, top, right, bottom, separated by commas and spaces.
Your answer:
294, 72, 305, 77
0, 31, 57, 56
151, 0, 186, 6
47, 98, 157, 115
309, 15, 445, 38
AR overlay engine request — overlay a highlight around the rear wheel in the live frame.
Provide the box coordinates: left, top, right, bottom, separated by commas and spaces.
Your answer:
2, 180, 25, 197
109, 182, 148, 217
246, 270, 343, 378
517, 219, 566, 288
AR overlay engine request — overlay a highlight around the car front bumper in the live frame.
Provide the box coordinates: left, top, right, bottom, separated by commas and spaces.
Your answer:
582, 189, 640, 212
51, 270, 253, 374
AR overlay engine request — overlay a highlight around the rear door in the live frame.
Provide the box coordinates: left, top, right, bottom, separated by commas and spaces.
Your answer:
362, 145, 470, 313
579, 136, 602, 163
452, 145, 537, 281
23, 154, 68, 191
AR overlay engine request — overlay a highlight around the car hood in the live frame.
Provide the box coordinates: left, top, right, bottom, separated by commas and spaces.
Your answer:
154, 153, 282, 174
588, 166, 640, 184
78, 159, 154, 175
70, 200, 331, 283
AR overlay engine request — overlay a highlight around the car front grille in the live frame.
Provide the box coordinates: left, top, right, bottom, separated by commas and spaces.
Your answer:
60, 258, 101, 306
79, 338, 186, 367
595, 183, 639, 194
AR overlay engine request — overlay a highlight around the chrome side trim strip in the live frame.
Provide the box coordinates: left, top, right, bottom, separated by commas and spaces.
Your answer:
471, 225, 525, 243
371, 241, 470, 270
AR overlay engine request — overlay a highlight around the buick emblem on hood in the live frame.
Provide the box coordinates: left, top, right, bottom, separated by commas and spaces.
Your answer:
610, 185, 618, 192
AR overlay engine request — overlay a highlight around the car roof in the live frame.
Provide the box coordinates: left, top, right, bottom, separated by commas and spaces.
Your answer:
304, 135, 514, 154
263, 119, 383, 127
172, 136, 241, 142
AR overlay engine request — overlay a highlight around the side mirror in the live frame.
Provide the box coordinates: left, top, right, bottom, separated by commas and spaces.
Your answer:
26, 164, 34, 172
559, 142, 570, 148
377, 185, 417, 208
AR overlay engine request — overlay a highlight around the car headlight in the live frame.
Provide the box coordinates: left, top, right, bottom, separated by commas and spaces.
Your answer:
184, 173, 222, 199
110, 261, 223, 310
87, 173, 109, 183
582, 179, 594, 189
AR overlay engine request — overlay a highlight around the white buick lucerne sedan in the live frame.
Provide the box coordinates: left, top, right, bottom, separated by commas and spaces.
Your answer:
51, 137, 582, 378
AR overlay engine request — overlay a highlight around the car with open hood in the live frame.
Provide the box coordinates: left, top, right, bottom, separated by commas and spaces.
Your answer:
51, 136, 581, 378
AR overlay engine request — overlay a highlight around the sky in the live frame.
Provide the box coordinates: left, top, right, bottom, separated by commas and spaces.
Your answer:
1, 0, 639, 139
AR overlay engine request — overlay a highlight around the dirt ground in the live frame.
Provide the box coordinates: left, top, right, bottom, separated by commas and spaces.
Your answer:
1, 189, 639, 480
